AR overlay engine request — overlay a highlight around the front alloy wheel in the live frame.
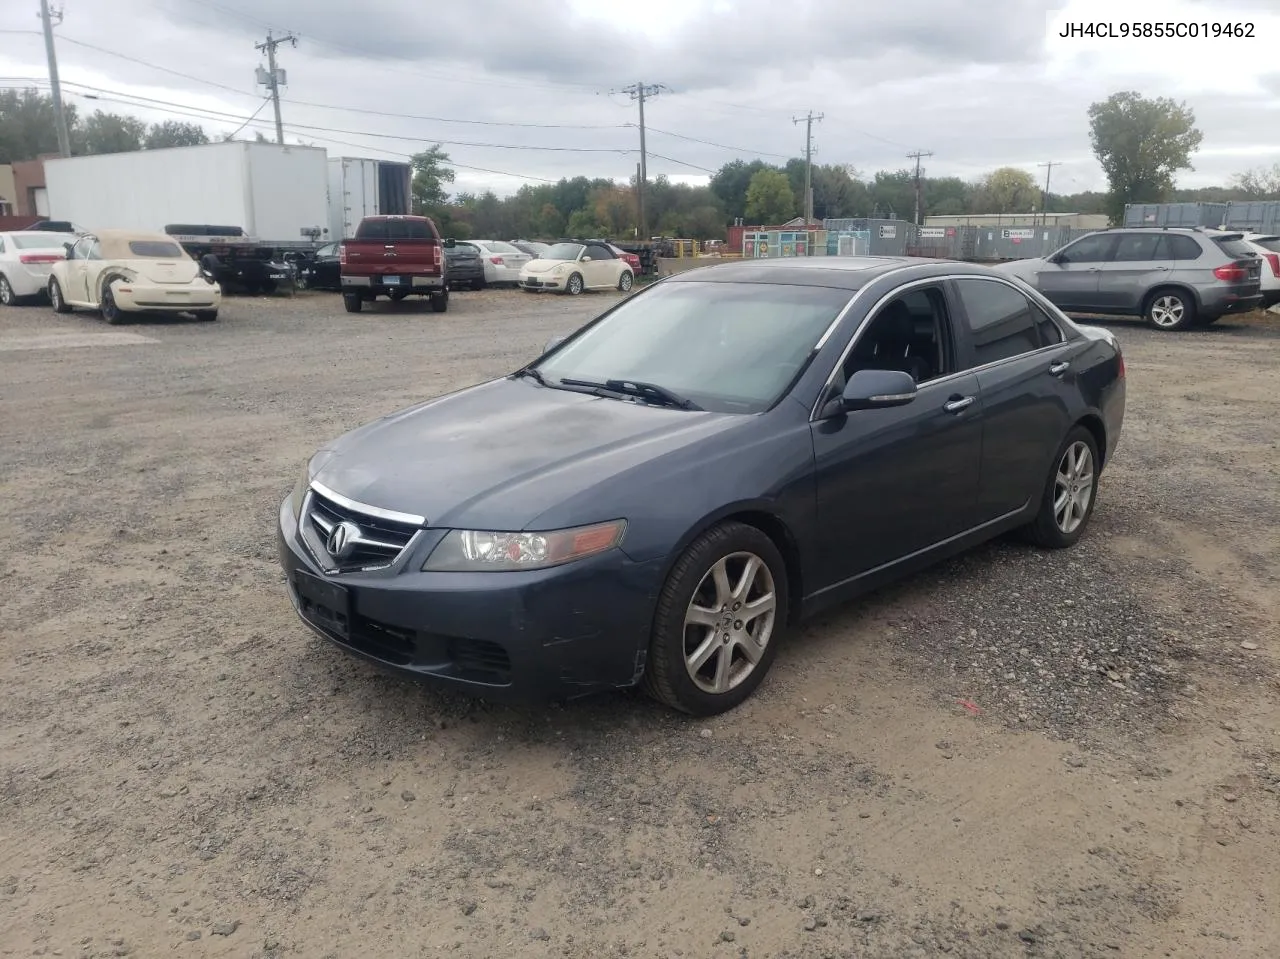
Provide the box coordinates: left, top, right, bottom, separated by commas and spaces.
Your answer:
618, 271, 634, 292
566, 272, 584, 295
643, 521, 789, 715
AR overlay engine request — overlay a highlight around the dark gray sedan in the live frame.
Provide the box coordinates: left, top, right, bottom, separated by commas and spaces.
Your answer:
277, 257, 1126, 716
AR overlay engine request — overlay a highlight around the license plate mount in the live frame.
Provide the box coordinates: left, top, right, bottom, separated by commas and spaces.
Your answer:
295, 568, 350, 637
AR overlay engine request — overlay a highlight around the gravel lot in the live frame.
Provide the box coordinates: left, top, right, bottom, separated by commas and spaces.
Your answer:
1, 285, 1278, 958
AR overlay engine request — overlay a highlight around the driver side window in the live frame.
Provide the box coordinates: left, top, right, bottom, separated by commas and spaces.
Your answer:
70, 237, 93, 261
1057, 233, 1117, 264
842, 286, 954, 386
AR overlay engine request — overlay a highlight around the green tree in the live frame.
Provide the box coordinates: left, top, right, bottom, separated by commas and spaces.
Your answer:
76, 111, 146, 155
710, 159, 777, 221
867, 170, 915, 219
970, 167, 1039, 214
566, 207, 602, 237
409, 144, 455, 212
145, 121, 209, 149
0, 88, 79, 162
1231, 164, 1280, 199
1088, 91, 1203, 223
744, 168, 795, 224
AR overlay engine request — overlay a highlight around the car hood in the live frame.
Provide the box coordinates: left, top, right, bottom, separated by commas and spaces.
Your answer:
522, 258, 571, 274
311, 377, 744, 530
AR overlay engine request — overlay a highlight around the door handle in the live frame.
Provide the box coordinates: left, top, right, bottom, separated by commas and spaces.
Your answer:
1086, 267, 1101, 272
1049, 361, 1070, 376
943, 395, 975, 414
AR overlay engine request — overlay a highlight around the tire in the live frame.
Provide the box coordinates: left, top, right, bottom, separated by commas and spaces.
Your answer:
0, 274, 15, 306
101, 281, 124, 325
343, 292, 363, 313
565, 272, 584, 296
618, 270, 634, 292
642, 521, 789, 716
49, 279, 71, 313
1020, 425, 1101, 549
194, 310, 218, 322
1143, 288, 1197, 331
429, 290, 449, 313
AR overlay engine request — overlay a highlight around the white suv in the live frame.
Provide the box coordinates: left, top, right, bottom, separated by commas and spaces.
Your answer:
1215, 231, 1280, 308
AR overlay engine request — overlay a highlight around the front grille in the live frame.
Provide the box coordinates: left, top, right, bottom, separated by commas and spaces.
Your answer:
446, 638, 512, 682
306, 489, 419, 570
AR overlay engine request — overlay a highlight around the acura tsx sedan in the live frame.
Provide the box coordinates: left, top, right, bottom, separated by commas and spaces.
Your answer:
278, 256, 1126, 716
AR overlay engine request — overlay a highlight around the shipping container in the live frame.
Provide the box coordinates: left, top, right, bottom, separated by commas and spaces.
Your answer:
44, 141, 329, 243
1122, 202, 1227, 228
326, 157, 413, 239
1224, 201, 1280, 233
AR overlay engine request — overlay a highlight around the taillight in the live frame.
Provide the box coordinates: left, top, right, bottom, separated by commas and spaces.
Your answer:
1213, 263, 1248, 282
1117, 352, 1125, 379
1264, 253, 1280, 277
339, 243, 347, 266
19, 253, 62, 264
490, 256, 504, 265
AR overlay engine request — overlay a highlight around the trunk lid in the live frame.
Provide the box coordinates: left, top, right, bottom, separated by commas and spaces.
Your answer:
134, 258, 200, 284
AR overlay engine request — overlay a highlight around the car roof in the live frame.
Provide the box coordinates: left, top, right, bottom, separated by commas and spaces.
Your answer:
663, 256, 1002, 290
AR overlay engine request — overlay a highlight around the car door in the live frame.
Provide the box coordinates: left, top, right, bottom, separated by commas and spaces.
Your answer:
1032, 232, 1117, 311
1094, 232, 1167, 310
949, 276, 1075, 522
582, 244, 617, 288
64, 236, 94, 303
81, 237, 106, 304
809, 282, 984, 588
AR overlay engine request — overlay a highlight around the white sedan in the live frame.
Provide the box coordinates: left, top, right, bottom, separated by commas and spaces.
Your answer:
518, 240, 635, 295
0, 230, 77, 305
48, 230, 221, 323
469, 240, 533, 286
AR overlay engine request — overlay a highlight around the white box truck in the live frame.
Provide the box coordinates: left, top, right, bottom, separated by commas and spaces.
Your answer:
327, 157, 413, 239
44, 141, 329, 243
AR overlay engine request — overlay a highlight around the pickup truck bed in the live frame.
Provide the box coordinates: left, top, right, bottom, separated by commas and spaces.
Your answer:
340, 215, 449, 313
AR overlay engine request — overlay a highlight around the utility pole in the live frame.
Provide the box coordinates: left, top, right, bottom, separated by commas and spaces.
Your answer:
622, 82, 665, 239
39, 0, 72, 157
255, 30, 297, 144
906, 150, 933, 226
792, 111, 824, 224
1037, 161, 1058, 226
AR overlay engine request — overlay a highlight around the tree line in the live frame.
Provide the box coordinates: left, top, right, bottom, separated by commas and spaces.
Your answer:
5, 86, 1278, 241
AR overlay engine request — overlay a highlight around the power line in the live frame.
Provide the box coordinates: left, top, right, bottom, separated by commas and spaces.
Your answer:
906, 150, 933, 225
621, 82, 668, 238
642, 125, 790, 161
794, 111, 824, 223
646, 152, 716, 174
54, 34, 257, 98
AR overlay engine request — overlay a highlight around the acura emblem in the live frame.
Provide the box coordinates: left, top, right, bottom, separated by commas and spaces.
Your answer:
326, 520, 362, 560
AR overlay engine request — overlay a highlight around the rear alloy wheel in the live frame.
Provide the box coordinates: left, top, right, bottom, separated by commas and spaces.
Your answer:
49, 279, 71, 313
1021, 426, 1100, 549
429, 290, 449, 313
643, 521, 789, 716
101, 282, 123, 324
0, 275, 15, 306
1144, 290, 1197, 331
565, 272, 584, 296
618, 270, 634, 292
342, 291, 363, 313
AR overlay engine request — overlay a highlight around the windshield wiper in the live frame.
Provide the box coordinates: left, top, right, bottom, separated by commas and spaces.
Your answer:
512, 366, 547, 385
558, 377, 701, 410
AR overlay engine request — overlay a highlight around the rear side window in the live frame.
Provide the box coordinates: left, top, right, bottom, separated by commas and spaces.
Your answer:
1057, 233, 1116, 264
129, 240, 184, 258
954, 278, 1045, 366
1253, 236, 1280, 254
354, 218, 436, 241
585, 244, 614, 260
1158, 234, 1202, 260
1111, 234, 1162, 261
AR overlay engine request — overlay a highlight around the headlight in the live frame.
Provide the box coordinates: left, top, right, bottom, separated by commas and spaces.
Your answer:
553, 263, 569, 273
289, 464, 310, 520
422, 520, 626, 572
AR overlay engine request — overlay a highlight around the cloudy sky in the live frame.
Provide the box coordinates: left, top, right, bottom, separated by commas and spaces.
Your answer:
3, 0, 1278, 197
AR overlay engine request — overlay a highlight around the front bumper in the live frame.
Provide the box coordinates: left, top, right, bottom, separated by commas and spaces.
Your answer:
520, 274, 564, 290
113, 282, 220, 312
277, 498, 662, 704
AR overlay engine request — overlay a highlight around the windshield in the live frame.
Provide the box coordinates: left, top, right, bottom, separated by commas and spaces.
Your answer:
534, 280, 853, 413
542, 242, 583, 261
13, 233, 74, 249
1212, 236, 1258, 258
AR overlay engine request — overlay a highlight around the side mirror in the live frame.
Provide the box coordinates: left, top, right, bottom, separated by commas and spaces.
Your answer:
1047, 252, 1065, 265
581, 255, 592, 262
543, 333, 567, 354
444, 238, 456, 249
841, 369, 917, 412
63, 241, 74, 257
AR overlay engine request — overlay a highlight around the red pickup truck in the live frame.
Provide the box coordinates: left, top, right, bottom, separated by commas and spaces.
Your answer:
339, 215, 453, 313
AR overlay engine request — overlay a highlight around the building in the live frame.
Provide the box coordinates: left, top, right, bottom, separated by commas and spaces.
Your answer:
924, 212, 1109, 230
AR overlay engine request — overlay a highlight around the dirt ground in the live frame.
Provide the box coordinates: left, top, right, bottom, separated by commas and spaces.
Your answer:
1, 286, 1278, 959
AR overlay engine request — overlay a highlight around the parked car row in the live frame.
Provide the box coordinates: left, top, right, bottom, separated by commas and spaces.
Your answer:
0, 227, 221, 321
996, 226, 1272, 331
